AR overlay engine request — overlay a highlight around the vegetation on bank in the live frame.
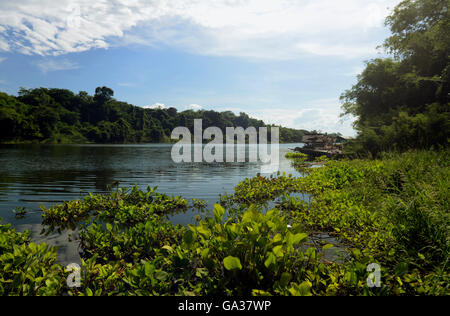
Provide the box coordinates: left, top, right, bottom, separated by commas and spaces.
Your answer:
0, 87, 307, 144
0, 0, 448, 296
341, 0, 449, 155
285, 152, 308, 160
1, 150, 448, 296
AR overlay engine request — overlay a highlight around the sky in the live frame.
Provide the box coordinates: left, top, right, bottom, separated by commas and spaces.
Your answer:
0, 0, 403, 136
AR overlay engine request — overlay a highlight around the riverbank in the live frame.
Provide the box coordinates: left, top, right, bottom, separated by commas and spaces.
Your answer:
1, 150, 448, 296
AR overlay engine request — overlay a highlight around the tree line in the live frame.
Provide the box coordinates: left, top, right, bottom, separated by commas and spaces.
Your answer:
0, 86, 308, 144
341, 0, 449, 155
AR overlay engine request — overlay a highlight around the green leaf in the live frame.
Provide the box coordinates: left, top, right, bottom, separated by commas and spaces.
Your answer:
252, 289, 273, 296
195, 268, 208, 278
162, 245, 174, 253
201, 248, 210, 259
196, 226, 211, 239
223, 256, 242, 271
297, 282, 311, 296
183, 230, 195, 246
144, 262, 154, 277
272, 233, 282, 244
272, 245, 284, 257
213, 204, 225, 222
280, 272, 292, 287
264, 252, 276, 268
155, 271, 169, 281
352, 249, 361, 257
322, 244, 334, 251
292, 233, 308, 244
242, 208, 258, 223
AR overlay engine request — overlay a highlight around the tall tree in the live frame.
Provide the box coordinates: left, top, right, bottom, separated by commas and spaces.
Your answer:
94, 87, 114, 104
341, 0, 449, 154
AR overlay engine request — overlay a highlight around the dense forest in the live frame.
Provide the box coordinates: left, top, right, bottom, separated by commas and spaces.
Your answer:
0, 87, 308, 144
341, 0, 449, 155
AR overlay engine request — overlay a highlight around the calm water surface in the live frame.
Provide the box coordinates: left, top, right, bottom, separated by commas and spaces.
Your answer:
0, 143, 303, 264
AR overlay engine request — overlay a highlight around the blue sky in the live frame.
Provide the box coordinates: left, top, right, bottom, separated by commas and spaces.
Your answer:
0, 0, 402, 136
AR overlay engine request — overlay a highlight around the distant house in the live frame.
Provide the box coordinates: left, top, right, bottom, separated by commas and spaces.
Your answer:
335, 136, 353, 144
302, 134, 353, 148
302, 134, 335, 149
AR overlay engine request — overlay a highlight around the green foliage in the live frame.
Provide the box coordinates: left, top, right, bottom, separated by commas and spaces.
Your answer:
314, 155, 329, 163
223, 256, 242, 271
279, 150, 449, 295
0, 221, 64, 296
41, 185, 189, 232
219, 172, 301, 207
12, 206, 28, 219
2, 150, 448, 296
285, 152, 308, 160
341, 0, 449, 155
66, 204, 335, 296
79, 216, 184, 264
0, 87, 307, 144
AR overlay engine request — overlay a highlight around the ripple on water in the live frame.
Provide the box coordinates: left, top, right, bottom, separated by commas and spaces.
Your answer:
0, 143, 304, 263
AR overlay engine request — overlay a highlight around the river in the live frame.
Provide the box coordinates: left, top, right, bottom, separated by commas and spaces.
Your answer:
0, 143, 303, 264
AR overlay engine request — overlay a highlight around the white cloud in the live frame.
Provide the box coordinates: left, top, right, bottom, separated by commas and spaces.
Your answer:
247, 98, 356, 136
0, 0, 401, 59
36, 58, 80, 73
0, 57, 5, 63
143, 103, 166, 109
188, 104, 203, 111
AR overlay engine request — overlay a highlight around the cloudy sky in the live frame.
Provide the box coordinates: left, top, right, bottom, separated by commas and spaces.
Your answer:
0, 0, 402, 136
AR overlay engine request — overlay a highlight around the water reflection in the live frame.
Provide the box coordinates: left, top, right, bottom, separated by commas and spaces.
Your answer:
0, 143, 303, 264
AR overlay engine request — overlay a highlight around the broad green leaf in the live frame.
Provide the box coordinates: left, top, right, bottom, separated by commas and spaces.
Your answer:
223, 256, 242, 271
264, 252, 276, 268
272, 233, 282, 244
272, 245, 284, 257
297, 282, 311, 296
155, 271, 169, 281
144, 262, 154, 277
292, 233, 308, 245
201, 248, 210, 259
196, 226, 211, 239
213, 204, 225, 222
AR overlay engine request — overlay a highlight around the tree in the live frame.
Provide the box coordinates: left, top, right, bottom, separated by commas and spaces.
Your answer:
33, 106, 59, 139
167, 107, 178, 117
0, 87, 307, 144
94, 87, 114, 104
341, 0, 449, 154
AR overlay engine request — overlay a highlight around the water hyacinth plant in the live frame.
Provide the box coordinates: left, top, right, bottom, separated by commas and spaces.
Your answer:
1, 150, 448, 296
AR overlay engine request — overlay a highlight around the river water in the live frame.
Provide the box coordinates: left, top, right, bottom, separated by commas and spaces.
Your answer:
0, 143, 303, 264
